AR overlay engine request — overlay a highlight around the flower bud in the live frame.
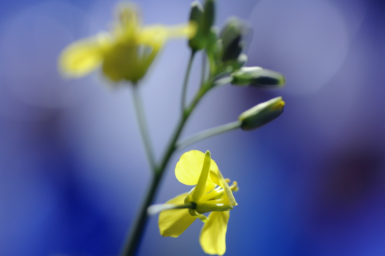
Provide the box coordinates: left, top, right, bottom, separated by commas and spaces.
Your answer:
201, 0, 215, 38
220, 18, 246, 63
239, 97, 285, 130
188, 1, 204, 51
232, 66, 285, 88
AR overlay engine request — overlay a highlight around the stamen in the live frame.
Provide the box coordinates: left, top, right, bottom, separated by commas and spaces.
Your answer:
230, 181, 238, 192
200, 186, 224, 201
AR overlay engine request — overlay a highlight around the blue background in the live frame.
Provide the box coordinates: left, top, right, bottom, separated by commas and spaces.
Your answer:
0, 0, 384, 255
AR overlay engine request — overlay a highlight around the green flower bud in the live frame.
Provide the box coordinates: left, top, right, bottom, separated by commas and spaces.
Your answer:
239, 97, 285, 130
188, 0, 215, 52
205, 29, 222, 73
201, 0, 215, 38
220, 18, 246, 63
232, 67, 285, 88
188, 1, 204, 51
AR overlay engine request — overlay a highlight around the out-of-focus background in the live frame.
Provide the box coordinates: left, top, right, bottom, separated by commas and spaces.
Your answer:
1, 0, 384, 255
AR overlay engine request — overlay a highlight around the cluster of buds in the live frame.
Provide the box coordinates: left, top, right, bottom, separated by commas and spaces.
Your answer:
187, 0, 285, 130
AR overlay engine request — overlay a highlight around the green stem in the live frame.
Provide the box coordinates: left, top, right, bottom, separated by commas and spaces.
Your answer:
181, 51, 195, 113
157, 84, 211, 176
200, 53, 207, 87
121, 172, 161, 256
132, 85, 156, 171
121, 81, 213, 256
176, 120, 241, 150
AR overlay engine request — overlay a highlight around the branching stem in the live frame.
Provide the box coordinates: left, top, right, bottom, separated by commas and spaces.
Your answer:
181, 51, 195, 114
177, 120, 241, 150
122, 69, 212, 256
132, 85, 156, 171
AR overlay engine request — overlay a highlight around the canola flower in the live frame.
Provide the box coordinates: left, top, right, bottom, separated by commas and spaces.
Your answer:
155, 150, 238, 255
59, 4, 195, 83
58, 2, 285, 255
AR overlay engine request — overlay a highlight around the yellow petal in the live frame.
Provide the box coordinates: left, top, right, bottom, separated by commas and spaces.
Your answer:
138, 26, 168, 51
138, 23, 196, 51
200, 211, 230, 255
175, 150, 219, 186
167, 23, 196, 38
115, 3, 140, 38
158, 193, 197, 237
59, 34, 110, 78
190, 151, 211, 202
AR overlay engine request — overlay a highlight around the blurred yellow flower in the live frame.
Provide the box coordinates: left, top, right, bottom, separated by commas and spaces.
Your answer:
158, 150, 238, 255
59, 4, 195, 83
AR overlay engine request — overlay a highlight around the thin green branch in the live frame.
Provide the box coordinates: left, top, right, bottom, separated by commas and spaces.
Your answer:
157, 83, 211, 175
132, 85, 156, 171
181, 51, 196, 114
121, 172, 161, 256
122, 81, 213, 256
200, 53, 207, 87
176, 120, 241, 150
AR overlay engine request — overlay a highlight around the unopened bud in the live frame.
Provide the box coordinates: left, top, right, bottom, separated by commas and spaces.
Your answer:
232, 67, 285, 88
239, 97, 285, 130
188, 1, 204, 51
201, 0, 215, 38
220, 18, 247, 63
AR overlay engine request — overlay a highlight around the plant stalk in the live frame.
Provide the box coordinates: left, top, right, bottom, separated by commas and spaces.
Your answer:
181, 51, 195, 113
121, 81, 212, 256
132, 85, 156, 171
176, 120, 241, 150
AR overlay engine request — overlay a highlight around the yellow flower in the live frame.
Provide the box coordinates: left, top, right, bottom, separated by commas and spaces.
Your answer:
59, 3, 195, 83
158, 150, 238, 255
